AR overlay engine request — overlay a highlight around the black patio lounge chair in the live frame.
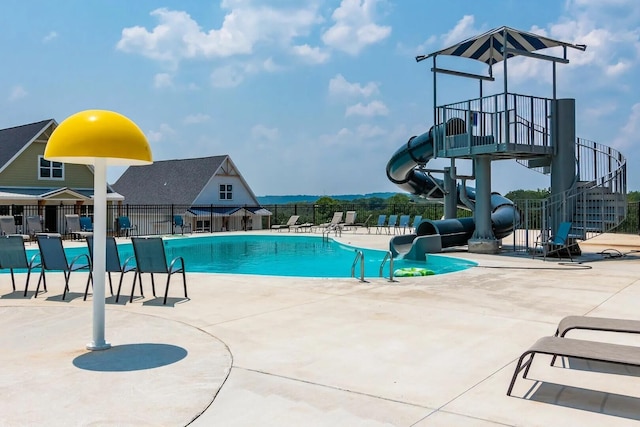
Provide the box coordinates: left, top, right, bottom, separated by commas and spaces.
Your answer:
0, 235, 41, 295
534, 221, 578, 261
173, 215, 192, 235
374, 214, 387, 234
79, 216, 93, 232
386, 214, 398, 235
131, 237, 187, 305
507, 335, 640, 396
117, 216, 137, 237
397, 215, 411, 234
86, 236, 137, 303
410, 215, 423, 234
35, 234, 93, 300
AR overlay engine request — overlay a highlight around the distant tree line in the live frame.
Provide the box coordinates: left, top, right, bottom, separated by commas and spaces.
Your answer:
265, 189, 640, 234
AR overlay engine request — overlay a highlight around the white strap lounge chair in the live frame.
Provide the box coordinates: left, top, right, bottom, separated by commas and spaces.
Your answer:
271, 215, 299, 232
65, 214, 94, 240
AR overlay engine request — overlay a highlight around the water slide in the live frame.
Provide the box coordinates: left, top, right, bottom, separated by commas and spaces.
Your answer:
385, 119, 519, 259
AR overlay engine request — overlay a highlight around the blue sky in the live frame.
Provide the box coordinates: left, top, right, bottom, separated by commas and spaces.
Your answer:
1, 0, 638, 197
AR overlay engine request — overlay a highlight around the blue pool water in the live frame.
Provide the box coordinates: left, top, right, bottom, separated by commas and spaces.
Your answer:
24, 235, 476, 278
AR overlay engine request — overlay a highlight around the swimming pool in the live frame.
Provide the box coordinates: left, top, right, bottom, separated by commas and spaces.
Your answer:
27, 234, 475, 278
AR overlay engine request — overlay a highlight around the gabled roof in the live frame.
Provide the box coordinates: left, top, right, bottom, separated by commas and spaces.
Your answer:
113, 155, 237, 205
0, 186, 124, 201
0, 119, 56, 170
418, 26, 586, 66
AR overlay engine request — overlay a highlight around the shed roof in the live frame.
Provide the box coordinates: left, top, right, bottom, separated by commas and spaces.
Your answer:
418, 26, 586, 65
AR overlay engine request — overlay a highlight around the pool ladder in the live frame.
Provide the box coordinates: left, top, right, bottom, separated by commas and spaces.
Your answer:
380, 251, 395, 282
351, 250, 395, 283
322, 224, 342, 242
351, 250, 366, 282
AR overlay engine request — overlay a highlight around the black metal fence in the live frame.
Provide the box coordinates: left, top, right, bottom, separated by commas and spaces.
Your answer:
1, 201, 638, 238
614, 201, 640, 234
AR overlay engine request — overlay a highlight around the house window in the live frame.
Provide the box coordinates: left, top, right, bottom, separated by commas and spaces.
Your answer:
38, 155, 64, 180
219, 184, 233, 200
196, 220, 210, 232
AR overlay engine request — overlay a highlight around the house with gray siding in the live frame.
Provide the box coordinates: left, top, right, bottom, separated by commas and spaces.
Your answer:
112, 155, 270, 232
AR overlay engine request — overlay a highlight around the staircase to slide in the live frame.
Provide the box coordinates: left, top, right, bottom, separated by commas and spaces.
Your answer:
516, 137, 627, 247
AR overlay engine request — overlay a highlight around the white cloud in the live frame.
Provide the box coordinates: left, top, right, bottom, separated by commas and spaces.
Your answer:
337, 128, 352, 137
183, 113, 211, 124
329, 74, 379, 98
322, 0, 391, 55
356, 123, 385, 138
318, 127, 353, 147
584, 102, 618, 120
442, 15, 478, 47
116, 5, 321, 64
262, 57, 282, 72
211, 65, 245, 88
345, 100, 389, 117
612, 103, 640, 149
8, 85, 27, 101
606, 60, 632, 76
414, 35, 437, 55
291, 44, 330, 64
154, 73, 173, 88
146, 123, 175, 143
251, 124, 280, 141
42, 31, 58, 43
210, 58, 281, 88
546, 4, 640, 77
415, 15, 481, 55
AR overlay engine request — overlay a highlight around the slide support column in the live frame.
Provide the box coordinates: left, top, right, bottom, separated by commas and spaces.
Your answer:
443, 166, 457, 219
550, 99, 577, 233
469, 155, 499, 254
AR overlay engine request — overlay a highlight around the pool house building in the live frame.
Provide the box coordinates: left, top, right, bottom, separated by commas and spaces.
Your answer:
112, 155, 272, 233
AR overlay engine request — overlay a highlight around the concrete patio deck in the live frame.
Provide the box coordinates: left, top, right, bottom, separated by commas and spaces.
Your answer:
1, 231, 640, 426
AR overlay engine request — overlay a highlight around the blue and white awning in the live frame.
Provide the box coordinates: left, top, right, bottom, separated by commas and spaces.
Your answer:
418, 26, 586, 65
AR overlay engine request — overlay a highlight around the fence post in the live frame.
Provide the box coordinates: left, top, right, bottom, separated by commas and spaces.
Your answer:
171, 204, 175, 235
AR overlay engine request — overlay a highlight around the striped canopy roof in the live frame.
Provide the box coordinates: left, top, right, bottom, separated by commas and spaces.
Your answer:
419, 26, 585, 65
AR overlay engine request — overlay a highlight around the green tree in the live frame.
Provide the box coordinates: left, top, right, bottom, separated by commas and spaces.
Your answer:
314, 196, 341, 223
504, 188, 550, 201
627, 191, 640, 202
385, 193, 411, 215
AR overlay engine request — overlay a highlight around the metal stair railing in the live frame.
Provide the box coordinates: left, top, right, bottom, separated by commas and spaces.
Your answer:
434, 92, 552, 155
511, 138, 626, 252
